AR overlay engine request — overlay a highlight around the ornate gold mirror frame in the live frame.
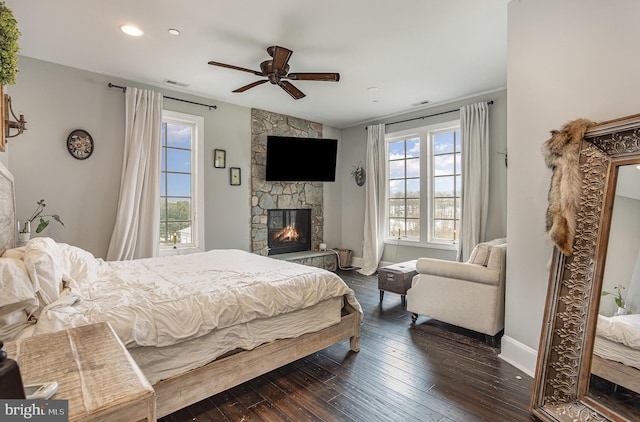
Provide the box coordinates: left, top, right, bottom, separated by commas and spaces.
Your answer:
531, 113, 640, 421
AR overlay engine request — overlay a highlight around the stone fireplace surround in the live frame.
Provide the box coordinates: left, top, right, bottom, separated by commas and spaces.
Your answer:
250, 109, 325, 256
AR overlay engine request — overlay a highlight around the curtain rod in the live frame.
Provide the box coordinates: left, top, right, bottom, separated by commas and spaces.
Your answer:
367, 100, 493, 129
108, 83, 217, 110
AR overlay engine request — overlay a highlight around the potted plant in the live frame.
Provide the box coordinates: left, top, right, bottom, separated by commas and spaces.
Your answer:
18, 199, 64, 241
350, 163, 366, 186
0, 1, 20, 86
602, 284, 628, 315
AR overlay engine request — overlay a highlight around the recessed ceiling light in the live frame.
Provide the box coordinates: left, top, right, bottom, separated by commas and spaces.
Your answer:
367, 87, 379, 92
120, 24, 144, 37
372, 99, 380, 103
168, 28, 180, 36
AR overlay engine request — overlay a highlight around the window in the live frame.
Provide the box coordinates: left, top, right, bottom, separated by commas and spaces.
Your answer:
388, 137, 420, 238
432, 129, 461, 242
385, 121, 461, 247
160, 111, 204, 252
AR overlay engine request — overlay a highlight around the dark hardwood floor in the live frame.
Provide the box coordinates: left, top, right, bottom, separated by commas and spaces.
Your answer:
160, 269, 536, 422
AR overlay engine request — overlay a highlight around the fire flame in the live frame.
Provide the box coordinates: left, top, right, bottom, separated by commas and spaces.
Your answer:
274, 225, 299, 242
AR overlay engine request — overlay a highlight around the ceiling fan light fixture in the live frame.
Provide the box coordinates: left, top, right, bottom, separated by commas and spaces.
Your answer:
120, 24, 144, 37
208, 45, 339, 100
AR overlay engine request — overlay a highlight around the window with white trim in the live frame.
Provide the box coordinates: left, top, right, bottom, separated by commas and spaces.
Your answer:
385, 120, 461, 247
160, 110, 204, 252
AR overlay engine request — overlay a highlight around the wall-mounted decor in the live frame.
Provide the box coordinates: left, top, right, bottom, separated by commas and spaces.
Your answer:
0, 90, 28, 152
213, 149, 226, 168
230, 167, 241, 186
350, 162, 366, 186
66, 129, 94, 160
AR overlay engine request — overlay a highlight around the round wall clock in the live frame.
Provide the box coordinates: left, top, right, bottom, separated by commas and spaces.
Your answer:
66, 129, 94, 160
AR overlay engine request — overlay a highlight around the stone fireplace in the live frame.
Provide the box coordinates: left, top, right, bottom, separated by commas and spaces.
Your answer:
250, 109, 325, 256
267, 209, 311, 255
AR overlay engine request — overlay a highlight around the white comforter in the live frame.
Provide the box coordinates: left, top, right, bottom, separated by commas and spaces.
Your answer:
21, 241, 361, 348
596, 313, 640, 350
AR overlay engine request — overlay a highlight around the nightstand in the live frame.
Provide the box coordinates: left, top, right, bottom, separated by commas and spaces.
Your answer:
5, 322, 155, 422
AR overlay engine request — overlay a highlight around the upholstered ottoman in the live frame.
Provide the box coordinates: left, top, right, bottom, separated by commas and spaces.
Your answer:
377, 260, 417, 308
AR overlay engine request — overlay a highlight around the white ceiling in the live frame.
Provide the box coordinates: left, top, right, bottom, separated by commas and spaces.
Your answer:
5, 0, 508, 128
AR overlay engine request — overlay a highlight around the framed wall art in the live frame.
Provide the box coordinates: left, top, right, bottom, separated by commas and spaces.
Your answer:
213, 149, 226, 168
230, 167, 241, 186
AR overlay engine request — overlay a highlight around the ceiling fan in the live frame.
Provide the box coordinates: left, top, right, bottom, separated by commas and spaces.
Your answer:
208, 46, 340, 100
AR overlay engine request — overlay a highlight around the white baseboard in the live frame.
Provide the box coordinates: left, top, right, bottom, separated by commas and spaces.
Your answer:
351, 256, 364, 269
499, 335, 537, 378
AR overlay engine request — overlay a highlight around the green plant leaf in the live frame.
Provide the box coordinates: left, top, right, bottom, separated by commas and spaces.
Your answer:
36, 219, 49, 234
52, 214, 64, 226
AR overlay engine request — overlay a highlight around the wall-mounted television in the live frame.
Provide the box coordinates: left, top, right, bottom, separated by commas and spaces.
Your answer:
265, 136, 338, 182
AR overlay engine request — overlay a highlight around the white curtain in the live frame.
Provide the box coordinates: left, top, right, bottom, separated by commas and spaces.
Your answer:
107, 87, 163, 261
457, 102, 490, 262
359, 123, 386, 275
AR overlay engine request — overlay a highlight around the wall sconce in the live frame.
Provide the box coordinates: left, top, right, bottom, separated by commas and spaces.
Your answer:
0, 87, 27, 152
4, 94, 26, 138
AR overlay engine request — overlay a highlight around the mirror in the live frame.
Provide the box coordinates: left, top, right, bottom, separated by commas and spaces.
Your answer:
589, 164, 640, 419
532, 114, 640, 421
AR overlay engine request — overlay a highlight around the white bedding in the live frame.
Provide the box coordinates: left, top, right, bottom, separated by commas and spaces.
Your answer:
131, 297, 342, 384
1, 238, 362, 352
593, 335, 640, 371
596, 313, 640, 350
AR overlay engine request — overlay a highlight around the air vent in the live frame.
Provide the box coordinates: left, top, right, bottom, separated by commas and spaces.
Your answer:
163, 79, 190, 87
411, 100, 430, 107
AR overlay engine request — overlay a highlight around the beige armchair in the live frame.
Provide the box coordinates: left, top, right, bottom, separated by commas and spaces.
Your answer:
406, 238, 507, 346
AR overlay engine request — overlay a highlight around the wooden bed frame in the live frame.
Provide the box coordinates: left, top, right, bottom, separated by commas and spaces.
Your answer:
591, 354, 640, 395
0, 160, 361, 419
155, 303, 360, 417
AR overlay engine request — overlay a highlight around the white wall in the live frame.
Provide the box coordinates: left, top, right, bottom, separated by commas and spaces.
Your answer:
322, 125, 344, 249
339, 89, 507, 263
504, 0, 640, 375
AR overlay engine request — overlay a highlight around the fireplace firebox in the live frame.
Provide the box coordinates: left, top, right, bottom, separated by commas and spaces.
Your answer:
267, 209, 311, 255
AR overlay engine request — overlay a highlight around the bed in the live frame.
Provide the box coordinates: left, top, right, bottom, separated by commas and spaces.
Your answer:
592, 314, 640, 394
0, 161, 362, 418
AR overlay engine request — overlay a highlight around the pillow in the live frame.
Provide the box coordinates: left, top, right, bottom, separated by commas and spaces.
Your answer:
469, 243, 491, 266
0, 254, 38, 340
23, 237, 63, 305
0, 254, 37, 312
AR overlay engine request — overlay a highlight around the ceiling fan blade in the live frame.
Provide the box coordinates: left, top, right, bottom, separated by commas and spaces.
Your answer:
208, 61, 263, 76
232, 80, 268, 93
278, 81, 306, 100
269, 46, 293, 71
286, 73, 340, 82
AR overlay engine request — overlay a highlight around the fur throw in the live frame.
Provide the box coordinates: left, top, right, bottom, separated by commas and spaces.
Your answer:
542, 118, 593, 256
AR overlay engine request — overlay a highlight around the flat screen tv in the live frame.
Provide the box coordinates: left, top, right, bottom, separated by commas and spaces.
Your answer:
265, 136, 338, 182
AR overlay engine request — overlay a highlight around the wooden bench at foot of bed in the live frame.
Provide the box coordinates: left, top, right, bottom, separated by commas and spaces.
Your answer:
154, 299, 361, 418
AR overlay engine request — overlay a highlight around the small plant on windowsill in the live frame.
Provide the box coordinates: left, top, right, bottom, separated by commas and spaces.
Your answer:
20, 199, 64, 234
